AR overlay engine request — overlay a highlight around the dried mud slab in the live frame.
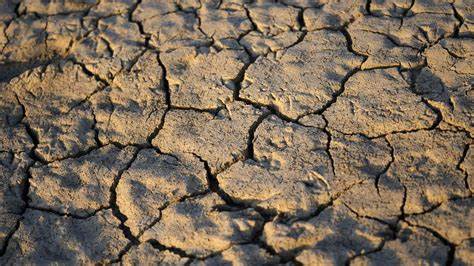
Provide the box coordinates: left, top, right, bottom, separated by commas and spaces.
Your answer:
263, 200, 388, 263
198, 3, 252, 47
247, 2, 300, 35
9, 62, 102, 162
241, 30, 363, 119
71, 14, 145, 81
341, 177, 405, 224
349, 14, 458, 50
121, 242, 189, 265
325, 68, 436, 137
217, 115, 332, 218
153, 102, 264, 173
0, 209, 128, 264
131, 0, 177, 22
44, 14, 84, 57
407, 198, 473, 245
297, 113, 326, 128
329, 133, 392, 192
0, 152, 30, 250
1, 12, 82, 75
387, 130, 470, 214
117, 149, 207, 235
280, 0, 325, 8
18, 0, 97, 15
0, 22, 7, 55
370, 0, 412, 17
91, 51, 167, 145
161, 47, 249, 109
414, 38, 474, 135
30, 104, 97, 162
0, 0, 18, 22
409, 0, 454, 15
304, 0, 366, 30
0, 1, 472, 264
239, 0, 302, 56
84, 0, 134, 19
240, 31, 303, 57
371, 0, 453, 18
141, 193, 264, 258
348, 21, 424, 69
0, 124, 32, 155
352, 223, 449, 265
330, 132, 404, 223
93, 15, 144, 60
69, 34, 123, 82
453, 239, 474, 266
0, 85, 33, 153
1, 10, 143, 80
133, 2, 209, 51
147, 12, 210, 50
28, 145, 136, 217
454, 0, 474, 37
193, 244, 279, 265
1, 14, 47, 62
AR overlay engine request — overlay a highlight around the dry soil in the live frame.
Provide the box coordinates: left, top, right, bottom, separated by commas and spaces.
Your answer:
0, 0, 473, 265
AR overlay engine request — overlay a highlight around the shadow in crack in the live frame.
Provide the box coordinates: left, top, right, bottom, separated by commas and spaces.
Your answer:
0, 59, 55, 83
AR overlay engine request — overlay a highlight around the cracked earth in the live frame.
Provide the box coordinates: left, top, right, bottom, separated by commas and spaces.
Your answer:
0, 0, 472, 265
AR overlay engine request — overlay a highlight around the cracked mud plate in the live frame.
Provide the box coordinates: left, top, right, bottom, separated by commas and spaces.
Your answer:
0, 0, 473, 265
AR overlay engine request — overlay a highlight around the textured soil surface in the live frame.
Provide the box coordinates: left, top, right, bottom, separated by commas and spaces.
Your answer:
0, 0, 473, 265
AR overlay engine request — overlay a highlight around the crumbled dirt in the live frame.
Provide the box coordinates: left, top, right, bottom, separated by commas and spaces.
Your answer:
0, 0, 472, 264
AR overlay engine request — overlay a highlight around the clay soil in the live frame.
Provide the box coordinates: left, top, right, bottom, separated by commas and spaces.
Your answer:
0, 0, 472, 265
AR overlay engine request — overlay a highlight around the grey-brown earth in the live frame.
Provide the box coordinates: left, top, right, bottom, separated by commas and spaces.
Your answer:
0, 0, 472, 265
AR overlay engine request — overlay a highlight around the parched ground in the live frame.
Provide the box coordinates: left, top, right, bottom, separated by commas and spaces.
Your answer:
0, 0, 473, 265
